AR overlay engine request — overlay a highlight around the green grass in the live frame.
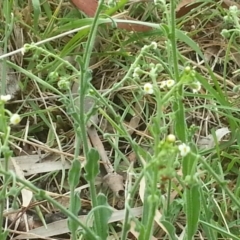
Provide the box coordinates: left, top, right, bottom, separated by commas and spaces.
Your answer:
1, 0, 240, 239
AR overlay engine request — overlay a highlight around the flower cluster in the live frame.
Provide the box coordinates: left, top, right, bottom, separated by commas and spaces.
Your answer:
165, 134, 191, 157
160, 79, 176, 89
143, 79, 176, 94
182, 66, 201, 93
221, 5, 240, 39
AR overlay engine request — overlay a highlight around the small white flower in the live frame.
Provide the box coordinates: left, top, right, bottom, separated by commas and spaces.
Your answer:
191, 81, 201, 93
10, 114, 21, 125
160, 81, 167, 89
229, 5, 238, 14
0, 95, 11, 102
178, 143, 190, 157
166, 79, 175, 88
151, 41, 158, 50
166, 134, 176, 143
143, 83, 154, 94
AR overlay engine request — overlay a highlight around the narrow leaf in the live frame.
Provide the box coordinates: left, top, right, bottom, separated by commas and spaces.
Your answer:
160, 220, 178, 240
68, 159, 81, 188
94, 193, 113, 239
185, 185, 200, 240
84, 148, 100, 181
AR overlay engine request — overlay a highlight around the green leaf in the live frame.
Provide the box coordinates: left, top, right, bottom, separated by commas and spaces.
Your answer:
0, 230, 8, 240
200, 220, 240, 240
93, 193, 113, 239
84, 148, 100, 181
160, 220, 178, 240
185, 185, 200, 240
68, 160, 81, 188
31, 0, 41, 31
68, 192, 81, 233
71, 192, 81, 216
182, 154, 195, 177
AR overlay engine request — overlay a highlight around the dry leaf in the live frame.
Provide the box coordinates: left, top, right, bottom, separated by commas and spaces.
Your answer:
14, 207, 143, 239
70, 0, 152, 32
176, 0, 240, 18
197, 127, 230, 150
204, 46, 220, 63
70, 0, 97, 17
127, 116, 141, 135
0, 155, 72, 176
176, 0, 202, 18
103, 173, 124, 197
7, 212, 37, 231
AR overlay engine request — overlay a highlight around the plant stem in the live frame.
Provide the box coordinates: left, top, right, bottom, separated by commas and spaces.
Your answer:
78, 0, 105, 236
169, 0, 187, 142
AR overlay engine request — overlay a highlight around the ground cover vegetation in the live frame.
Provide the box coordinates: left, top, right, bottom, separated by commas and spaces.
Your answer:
1, 0, 240, 239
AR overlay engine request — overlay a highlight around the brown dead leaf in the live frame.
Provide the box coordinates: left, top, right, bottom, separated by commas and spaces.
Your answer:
176, 0, 240, 18
70, 0, 97, 17
176, 0, 202, 18
70, 0, 152, 32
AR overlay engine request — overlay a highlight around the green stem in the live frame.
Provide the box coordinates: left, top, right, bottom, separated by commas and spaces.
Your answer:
169, 0, 186, 142
78, 0, 105, 236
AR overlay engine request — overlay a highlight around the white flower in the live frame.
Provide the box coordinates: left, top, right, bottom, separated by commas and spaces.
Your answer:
178, 143, 190, 157
229, 5, 238, 14
10, 114, 21, 125
160, 81, 167, 89
166, 134, 176, 143
151, 41, 157, 50
0, 95, 11, 102
143, 83, 154, 94
191, 81, 201, 93
166, 79, 175, 88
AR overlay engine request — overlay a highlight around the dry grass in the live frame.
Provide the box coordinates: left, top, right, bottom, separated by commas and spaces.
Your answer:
1, 0, 240, 239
